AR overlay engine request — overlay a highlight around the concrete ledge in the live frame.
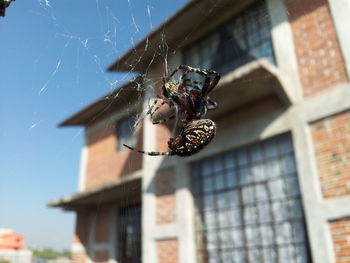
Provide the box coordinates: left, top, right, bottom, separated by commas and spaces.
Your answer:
298, 83, 350, 123
322, 195, 350, 221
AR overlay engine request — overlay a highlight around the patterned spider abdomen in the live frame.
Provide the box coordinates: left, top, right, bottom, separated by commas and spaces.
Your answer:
168, 119, 216, 156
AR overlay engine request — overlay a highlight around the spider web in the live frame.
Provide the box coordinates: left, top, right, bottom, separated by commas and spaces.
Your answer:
20, 0, 194, 252
5, 0, 274, 255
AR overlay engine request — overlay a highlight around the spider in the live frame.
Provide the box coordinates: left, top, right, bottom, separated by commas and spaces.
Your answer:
149, 65, 220, 125
125, 65, 220, 156
123, 119, 216, 156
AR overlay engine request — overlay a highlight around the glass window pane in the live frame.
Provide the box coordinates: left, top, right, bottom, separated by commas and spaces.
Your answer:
233, 250, 246, 263
275, 222, 292, 245
242, 185, 255, 204
260, 225, 274, 246
262, 248, 277, 263
248, 248, 262, 263
231, 228, 244, 247
191, 134, 310, 262
281, 156, 297, 175
226, 189, 240, 207
228, 208, 242, 227
226, 170, 238, 188
257, 203, 272, 224
203, 177, 214, 193
251, 163, 266, 182
224, 153, 236, 169
272, 201, 289, 222
244, 205, 259, 225
203, 194, 215, 211
185, 1, 274, 74
245, 226, 260, 247
214, 173, 226, 191
268, 178, 285, 200
255, 184, 269, 202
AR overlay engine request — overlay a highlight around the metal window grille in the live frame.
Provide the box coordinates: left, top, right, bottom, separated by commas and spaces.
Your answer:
191, 134, 311, 263
184, 0, 275, 75
118, 204, 142, 263
116, 115, 136, 151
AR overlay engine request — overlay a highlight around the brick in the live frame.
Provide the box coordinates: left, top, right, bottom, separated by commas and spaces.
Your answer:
330, 219, 350, 262
285, 0, 348, 98
95, 207, 111, 243
155, 171, 176, 224
311, 111, 350, 198
94, 250, 108, 263
85, 122, 143, 190
75, 212, 89, 245
157, 238, 178, 263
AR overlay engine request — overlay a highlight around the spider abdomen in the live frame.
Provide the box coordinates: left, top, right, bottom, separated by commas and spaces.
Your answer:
168, 119, 216, 156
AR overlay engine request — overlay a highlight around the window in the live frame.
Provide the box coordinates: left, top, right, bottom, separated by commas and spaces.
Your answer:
118, 204, 141, 263
184, 1, 274, 75
191, 134, 311, 263
116, 115, 136, 151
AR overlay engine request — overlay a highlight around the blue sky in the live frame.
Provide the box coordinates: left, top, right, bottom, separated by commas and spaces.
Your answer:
0, 0, 187, 250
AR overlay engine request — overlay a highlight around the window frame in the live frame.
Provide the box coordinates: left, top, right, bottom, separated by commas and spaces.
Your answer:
115, 115, 137, 152
183, 0, 275, 76
190, 134, 312, 263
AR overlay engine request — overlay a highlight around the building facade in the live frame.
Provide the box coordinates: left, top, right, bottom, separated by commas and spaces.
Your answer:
49, 0, 350, 262
0, 229, 24, 250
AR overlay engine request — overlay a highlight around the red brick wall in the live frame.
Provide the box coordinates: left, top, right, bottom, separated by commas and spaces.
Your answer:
85, 121, 142, 191
94, 250, 109, 263
285, 0, 348, 98
157, 238, 178, 263
74, 212, 89, 245
95, 207, 111, 243
311, 111, 350, 198
330, 217, 350, 262
72, 212, 89, 263
155, 171, 176, 224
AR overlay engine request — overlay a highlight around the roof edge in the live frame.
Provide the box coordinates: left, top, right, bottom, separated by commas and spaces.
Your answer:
58, 75, 143, 127
106, 0, 200, 72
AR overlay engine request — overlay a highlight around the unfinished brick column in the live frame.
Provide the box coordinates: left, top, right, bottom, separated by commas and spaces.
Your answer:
157, 238, 179, 263
155, 170, 176, 225
311, 110, 350, 262
93, 207, 111, 263
330, 218, 350, 262
154, 170, 178, 263
311, 111, 350, 198
285, 0, 348, 98
72, 212, 89, 263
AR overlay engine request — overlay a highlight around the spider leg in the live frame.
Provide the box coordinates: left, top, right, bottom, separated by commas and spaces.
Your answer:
179, 65, 209, 77
207, 98, 218, 110
123, 144, 175, 156
180, 66, 220, 96
201, 72, 220, 96
152, 115, 175, 125
166, 66, 182, 82
134, 98, 166, 128
149, 100, 166, 118
172, 103, 180, 136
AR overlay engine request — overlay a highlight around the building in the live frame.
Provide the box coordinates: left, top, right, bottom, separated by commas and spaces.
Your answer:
0, 229, 24, 250
48, 0, 350, 262
0, 229, 32, 263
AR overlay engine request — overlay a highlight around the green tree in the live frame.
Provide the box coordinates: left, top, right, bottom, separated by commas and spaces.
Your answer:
33, 248, 71, 260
